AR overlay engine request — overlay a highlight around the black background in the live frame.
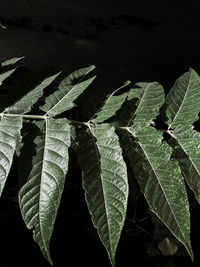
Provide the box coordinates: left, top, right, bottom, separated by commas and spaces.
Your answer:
1, 1, 200, 266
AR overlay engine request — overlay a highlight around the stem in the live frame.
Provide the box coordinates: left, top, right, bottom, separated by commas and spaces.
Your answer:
0, 113, 171, 135
0, 113, 46, 120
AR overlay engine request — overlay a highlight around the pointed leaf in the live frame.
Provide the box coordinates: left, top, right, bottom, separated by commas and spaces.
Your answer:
0, 115, 23, 196
77, 123, 128, 266
91, 81, 130, 123
166, 68, 200, 130
164, 68, 200, 203
169, 126, 200, 204
1, 56, 25, 68
121, 126, 192, 258
0, 68, 17, 86
126, 82, 165, 126
19, 118, 70, 264
6, 72, 61, 114
40, 65, 96, 117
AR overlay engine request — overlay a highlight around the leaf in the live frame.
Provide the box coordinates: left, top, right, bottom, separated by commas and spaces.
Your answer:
91, 81, 130, 123
1, 56, 25, 68
165, 68, 200, 130
129, 82, 165, 126
77, 123, 128, 266
121, 126, 193, 258
165, 69, 200, 204
5, 72, 61, 114
40, 65, 96, 117
117, 78, 193, 258
0, 68, 17, 86
169, 126, 200, 204
18, 118, 71, 264
0, 115, 23, 196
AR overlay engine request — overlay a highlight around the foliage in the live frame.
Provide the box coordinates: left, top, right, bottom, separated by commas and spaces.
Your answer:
0, 57, 200, 266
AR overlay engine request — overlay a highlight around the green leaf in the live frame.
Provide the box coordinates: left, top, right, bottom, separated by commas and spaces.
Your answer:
122, 126, 193, 258
1, 56, 25, 68
165, 68, 200, 204
165, 68, 200, 130
40, 65, 96, 117
91, 81, 130, 123
169, 126, 200, 204
129, 82, 165, 126
5, 72, 61, 114
117, 77, 192, 258
0, 116, 23, 196
0, 68, 17, 86
77, 123, 128, 266
18, 118, 70, 264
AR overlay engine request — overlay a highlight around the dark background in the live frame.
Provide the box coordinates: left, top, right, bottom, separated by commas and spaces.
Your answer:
1, 1, 200, 266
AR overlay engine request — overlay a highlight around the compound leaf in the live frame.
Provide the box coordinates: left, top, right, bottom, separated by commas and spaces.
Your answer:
0, 116, 23, 196
18, 118, 70, 264
5, 72, 61, 114
40, 65, 96, 117
77, 123, 128, 267
118, 78, 193, 258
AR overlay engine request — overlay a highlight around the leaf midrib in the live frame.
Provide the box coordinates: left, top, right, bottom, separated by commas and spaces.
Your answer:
168, 72, 191, 129
87, 124, 112, 257
127, 83, 150, 126
38, 118, 49, 256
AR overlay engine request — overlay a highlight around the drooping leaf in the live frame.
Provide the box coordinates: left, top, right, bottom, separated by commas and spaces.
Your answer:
1, 56, 25, 68
121, 126, 193, 258
168, 126, 200, 204
117, 78, 193, 258
165, 68, 200, 130
40, 65, 96, 117
5, 72, 61, 114
18, 118, 70, 264
0, 115, 23, 196
91, 81, 130, 123
0, 68, 17, 86
77, 123, 128, 267
165, 69, 200, 203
